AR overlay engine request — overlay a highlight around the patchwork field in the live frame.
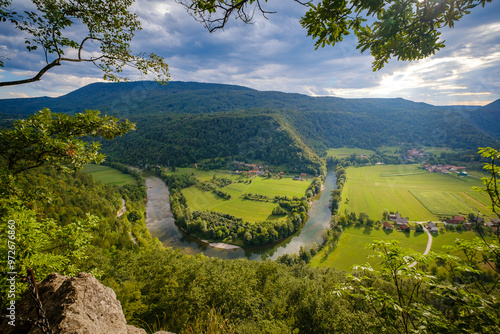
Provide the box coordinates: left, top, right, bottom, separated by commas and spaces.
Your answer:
82, 164, 136, 186
166, 168, 312, 222
310, 226, 480, 271
340, 164, 494, 221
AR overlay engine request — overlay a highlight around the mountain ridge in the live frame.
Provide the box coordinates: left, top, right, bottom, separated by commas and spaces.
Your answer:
1, 81, 498, 171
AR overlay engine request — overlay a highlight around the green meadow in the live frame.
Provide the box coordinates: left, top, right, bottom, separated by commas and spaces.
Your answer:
82, 164, 136, 186
327, 147, 375, 157
340, 164, 494, 221
165, 168, 311, 222
310, 225, 480, 271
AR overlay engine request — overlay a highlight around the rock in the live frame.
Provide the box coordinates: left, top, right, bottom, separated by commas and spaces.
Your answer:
127, 325, 147, 334
0, 272, 149, 334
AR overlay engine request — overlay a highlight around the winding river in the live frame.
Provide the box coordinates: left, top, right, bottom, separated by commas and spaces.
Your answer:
145, 170, 337, 260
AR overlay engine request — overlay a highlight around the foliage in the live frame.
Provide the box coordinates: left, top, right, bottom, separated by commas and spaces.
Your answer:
0, 108, 134, 180
161, 169, 313, 246
0, 0, 169, 86
0, 110, 138, 306
0, 196, 98, 303
1, 82, 496, 158
181, 0, 493, 70
478, 147, 500, 218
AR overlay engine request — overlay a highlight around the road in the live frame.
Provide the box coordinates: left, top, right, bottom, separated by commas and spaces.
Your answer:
409, 221, 433, 268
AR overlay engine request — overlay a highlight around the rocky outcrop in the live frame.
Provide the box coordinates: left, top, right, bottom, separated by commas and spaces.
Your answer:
0, 272, 172, 334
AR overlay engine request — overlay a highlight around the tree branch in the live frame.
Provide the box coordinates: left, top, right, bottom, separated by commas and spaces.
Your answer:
0, 58, 61, 87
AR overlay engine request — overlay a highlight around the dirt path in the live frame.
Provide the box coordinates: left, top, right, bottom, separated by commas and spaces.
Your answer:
116, 198, 126, 218
409, 222, 432, 267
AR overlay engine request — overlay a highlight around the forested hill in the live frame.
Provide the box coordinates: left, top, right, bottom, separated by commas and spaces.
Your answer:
0, 81, 498, 170
465, 99, 500, 140
0, 81, 433, 116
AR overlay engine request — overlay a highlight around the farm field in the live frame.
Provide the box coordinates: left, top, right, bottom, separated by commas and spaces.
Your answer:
378, 146, 400, 154
340, 164, 494, 221
310, 225, 479, 271
165, 168, 312, 222
327, 147, 375, 157
82, 164, 136, 186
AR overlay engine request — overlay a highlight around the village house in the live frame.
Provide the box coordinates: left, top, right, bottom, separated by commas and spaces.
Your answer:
389, 212, 400, 221
400, 223, 410, 232
395, 216, 409, 225
427, 222, 439, 233
484, 221, 495, 228
382, 221, 394, 230
445, 216, 465, 225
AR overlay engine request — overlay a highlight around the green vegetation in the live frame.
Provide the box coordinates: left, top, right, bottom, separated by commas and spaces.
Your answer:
340, 164, 494, 220
310, 225, 427, 270
410, 190, 475, 216
326, 147, 375, 157
165, 168, 310, 222
2, 82, 496, 168
158, 168, 320, 246
310, 224, 481, 270
1, 100, 499, 334
82, 164, 137, 186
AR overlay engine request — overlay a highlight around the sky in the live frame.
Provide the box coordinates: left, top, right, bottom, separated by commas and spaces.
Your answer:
1, 0, 499, 106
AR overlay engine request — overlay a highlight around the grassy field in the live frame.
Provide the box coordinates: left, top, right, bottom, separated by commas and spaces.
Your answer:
310, 225, 480, 270
327, 147, 375, 157
340, 164, 494, 221
165, 168, 311, 222
378, 146, 400, 154
82, 164, 136, 186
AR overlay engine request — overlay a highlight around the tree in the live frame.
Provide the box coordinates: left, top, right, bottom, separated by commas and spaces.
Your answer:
0, 0, 169, 86
478, 147, 500, 218
181, 0, 493, 70
0, 108, 135, 179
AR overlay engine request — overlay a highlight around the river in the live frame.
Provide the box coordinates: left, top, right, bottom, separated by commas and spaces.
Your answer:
145, 170, 336, 260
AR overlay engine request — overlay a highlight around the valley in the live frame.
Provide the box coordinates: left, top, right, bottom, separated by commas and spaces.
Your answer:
340, 164, 494, 221
1, 81, 499, 333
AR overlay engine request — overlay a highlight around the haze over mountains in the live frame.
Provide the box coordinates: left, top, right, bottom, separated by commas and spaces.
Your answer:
1, 81, 498, 171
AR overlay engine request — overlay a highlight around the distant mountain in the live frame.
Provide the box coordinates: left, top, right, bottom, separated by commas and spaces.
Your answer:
1, 81, 498, 171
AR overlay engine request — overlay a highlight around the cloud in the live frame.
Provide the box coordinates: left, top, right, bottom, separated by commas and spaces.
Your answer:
0, 0, 498, 107
4, 92, 30, 99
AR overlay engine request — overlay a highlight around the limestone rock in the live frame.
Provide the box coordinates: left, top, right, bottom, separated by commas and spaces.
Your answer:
0, 272, 149, 334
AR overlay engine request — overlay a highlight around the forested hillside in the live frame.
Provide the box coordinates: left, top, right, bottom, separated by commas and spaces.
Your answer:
0, 81, 498, 170
466, 99, 500, 139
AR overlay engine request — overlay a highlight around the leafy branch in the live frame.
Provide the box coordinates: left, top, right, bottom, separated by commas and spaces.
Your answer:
0, 0, 169, 86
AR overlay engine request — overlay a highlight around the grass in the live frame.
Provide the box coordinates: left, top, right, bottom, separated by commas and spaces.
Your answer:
327, 147, 375, 157
165, 168, 311, 222
310, 225, 429, 270
340, 164, 493, 221
409, 190, 474, 216
310, 225, 480, 271
378, 146, 400, 154
82, 164, 136, 186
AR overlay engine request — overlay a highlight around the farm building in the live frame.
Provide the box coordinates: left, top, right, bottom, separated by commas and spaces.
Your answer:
427, 222, 439, 233
382, 221, 394, 230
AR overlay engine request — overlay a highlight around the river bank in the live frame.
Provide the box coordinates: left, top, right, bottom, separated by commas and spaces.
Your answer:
144, 170, 336, 260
